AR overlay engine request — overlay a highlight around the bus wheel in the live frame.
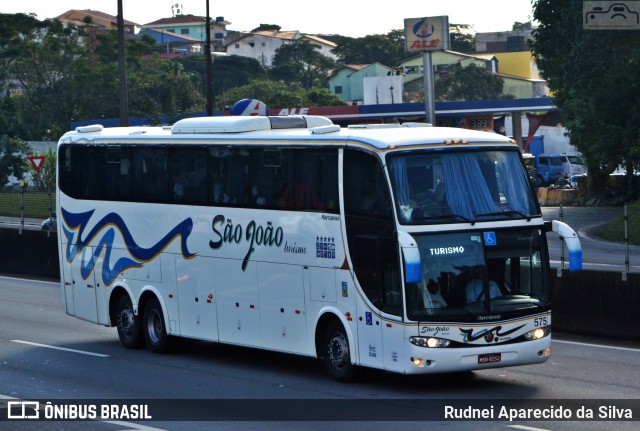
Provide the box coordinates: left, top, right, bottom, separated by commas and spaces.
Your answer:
115, 295, 143, 349
143, 297, 170, 353
323, 320, 356, 382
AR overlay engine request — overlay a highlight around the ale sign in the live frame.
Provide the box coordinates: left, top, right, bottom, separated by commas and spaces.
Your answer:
404, 16, 450, 53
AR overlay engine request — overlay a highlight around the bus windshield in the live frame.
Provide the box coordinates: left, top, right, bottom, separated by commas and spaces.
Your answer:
387, 149, 539, 224
405, 229, 549, 320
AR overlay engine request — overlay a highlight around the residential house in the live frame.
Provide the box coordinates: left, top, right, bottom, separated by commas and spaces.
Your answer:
492, 51, 543, 80
399, 50, 545, 99
56, 9, 138, 33
224, 30, 337, 67
329, 63, 398, 104
139, 28, 204, 55
492, 51, 548, 98
474, 30, 534, 53
55, 9, 139, 49
141, 15, 230, 52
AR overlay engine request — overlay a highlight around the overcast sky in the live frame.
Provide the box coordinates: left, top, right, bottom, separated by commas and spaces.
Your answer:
3, 0, 535, 37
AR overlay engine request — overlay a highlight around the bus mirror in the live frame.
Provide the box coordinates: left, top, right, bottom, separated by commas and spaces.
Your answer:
551, 220, 582, 272
398, 231, 421, 283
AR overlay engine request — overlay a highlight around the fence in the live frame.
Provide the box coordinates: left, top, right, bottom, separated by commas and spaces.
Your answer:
0, 186, 56, 220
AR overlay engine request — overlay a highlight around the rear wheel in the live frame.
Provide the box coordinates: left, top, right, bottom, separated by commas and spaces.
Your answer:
323, 320, 356, 382
143, 297, 170, 353
115, 294, 143, 349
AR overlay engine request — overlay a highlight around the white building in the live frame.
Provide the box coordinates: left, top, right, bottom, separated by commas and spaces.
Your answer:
225, 30, 337, 67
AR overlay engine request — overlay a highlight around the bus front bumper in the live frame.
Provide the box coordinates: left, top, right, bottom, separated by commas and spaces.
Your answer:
403, 337, 552, 374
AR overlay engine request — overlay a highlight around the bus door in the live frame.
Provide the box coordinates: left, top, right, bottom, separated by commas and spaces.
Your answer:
343, 149, 403, 369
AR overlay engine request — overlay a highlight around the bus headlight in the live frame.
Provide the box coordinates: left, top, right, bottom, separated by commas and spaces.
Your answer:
410, 336, 451, 348
524, 326, 550, 340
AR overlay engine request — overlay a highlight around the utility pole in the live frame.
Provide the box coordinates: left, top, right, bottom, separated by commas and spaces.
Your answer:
205, 0, 213, 116
117, 0, 129, 126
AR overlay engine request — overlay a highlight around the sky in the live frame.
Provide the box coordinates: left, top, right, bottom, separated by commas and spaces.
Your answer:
2, 0, 535, 37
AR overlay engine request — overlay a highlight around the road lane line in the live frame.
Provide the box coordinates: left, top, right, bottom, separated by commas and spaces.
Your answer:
508, 426, 552, 431
0, 275, 58, 285
554, 339, 640, 353
11, 340, 109, 357
103, 421, 168, 431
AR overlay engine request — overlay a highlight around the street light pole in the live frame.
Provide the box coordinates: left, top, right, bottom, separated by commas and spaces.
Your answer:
117, 0, 129, 126
205, 0, 213, 116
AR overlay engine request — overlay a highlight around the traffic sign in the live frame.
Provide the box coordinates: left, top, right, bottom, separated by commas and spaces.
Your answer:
28, 156, 46, 173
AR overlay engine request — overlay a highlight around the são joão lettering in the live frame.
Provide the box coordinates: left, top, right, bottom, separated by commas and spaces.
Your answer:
209, 215, 284, 270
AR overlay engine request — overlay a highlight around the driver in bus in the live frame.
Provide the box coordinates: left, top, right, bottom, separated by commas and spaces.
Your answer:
422, 278, 447, 311
465, 266, 501, 303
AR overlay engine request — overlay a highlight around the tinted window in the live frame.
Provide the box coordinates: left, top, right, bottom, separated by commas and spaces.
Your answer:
58, 144, 338, 213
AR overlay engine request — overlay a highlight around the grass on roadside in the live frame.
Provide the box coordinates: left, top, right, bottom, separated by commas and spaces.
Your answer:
0, 189, 56, 218
599, 200, 640, 245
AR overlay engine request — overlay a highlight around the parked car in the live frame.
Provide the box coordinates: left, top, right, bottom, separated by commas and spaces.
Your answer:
41, 213, 56, 232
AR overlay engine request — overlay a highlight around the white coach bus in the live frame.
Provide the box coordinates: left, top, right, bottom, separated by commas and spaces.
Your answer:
56, 115, 582, 381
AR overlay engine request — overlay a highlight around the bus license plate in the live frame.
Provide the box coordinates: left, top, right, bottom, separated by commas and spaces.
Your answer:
478, 353, 501, 364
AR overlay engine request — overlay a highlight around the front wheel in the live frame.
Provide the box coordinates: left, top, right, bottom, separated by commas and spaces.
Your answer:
115, 294, 143, 349
323, 320, 356, 382
143, 297, 171, 353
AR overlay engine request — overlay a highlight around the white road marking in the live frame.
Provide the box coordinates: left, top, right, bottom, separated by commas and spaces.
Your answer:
103, 420, 169, 431
11, 339, 109, 357
0, 275, 58, 285
554, 339, 640, 353
508, 426, 552, 431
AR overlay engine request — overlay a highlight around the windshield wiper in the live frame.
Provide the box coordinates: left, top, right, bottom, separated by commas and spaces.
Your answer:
474, 210, 532, 221
414, 213, 476, 225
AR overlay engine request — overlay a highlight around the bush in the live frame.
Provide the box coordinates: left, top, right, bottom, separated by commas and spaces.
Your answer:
600, 201, 640, 245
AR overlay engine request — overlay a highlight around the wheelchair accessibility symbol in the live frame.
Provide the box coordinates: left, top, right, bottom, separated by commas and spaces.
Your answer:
483, 232, 497, 246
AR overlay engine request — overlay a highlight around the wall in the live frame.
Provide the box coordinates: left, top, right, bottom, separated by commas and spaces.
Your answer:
1, 228, 638, 340
0, 228, 59, 279
551, 270, 640, 340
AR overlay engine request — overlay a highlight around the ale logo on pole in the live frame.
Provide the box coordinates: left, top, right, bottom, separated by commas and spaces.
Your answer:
404, 16, 450, 52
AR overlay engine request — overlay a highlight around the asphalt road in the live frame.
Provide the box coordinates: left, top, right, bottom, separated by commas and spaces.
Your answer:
542, 206, 640, 273
1, 275, 639, 431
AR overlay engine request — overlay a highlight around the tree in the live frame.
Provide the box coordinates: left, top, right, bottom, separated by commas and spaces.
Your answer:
512, 21, 533, 31
219, 79, 304, 108
3, 15, 89, 140
0, 135, 31, 185
270, 39, 336, 90
251, 24, 281, 32
331, 31, 407, 67
435, 64, 505, 101
305, 87, 346, 106
1, 15, 205, 138
450, 24, 475, 52
218, 79, 346, 109
531, 0, 640, 197
176, 54, 268, 106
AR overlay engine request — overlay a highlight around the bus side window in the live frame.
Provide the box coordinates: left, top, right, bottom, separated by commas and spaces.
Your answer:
275, 149, 338, 213
134, 147, 168, 203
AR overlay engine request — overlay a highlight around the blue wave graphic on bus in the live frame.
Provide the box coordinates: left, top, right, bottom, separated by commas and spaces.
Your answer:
61, 208, 195, 286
